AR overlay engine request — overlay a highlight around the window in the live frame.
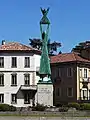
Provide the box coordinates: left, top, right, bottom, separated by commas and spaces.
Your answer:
54, 68, 57, 78
79, 68, 82, 78
24, 93, 30, 104
24, 57, 30, 68
57, 68, 61, 77
81, 90, 88, 100
0, 57, 4, 68
12, 57, 17, 68
67, 87, 73, 97
11, 74, 17, 86
56, 88, 61, 96
54, 68, 59, 78
83, 83, 88, 88
0, 74, 4, 86
24, 74, 30, 85
0, 94, 4, 103
83, 90, 88, 100
84, 69, 87, 78
67, 67, 73, 77
11, 94, 17, 104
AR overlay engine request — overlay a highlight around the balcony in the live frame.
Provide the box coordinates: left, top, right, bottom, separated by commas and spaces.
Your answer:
82, 77, 90, 84
20, 85, 37, 91
79, 97, 90, 102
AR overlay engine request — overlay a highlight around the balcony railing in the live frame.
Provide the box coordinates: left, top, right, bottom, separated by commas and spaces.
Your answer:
79, 97, 90, 101
81, 77, 90, 83
20, 85, 37, 90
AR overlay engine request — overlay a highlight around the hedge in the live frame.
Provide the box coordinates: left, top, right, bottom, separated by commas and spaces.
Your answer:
32, 103, 46, 111
67, 102, 90, 111
0, 104, 16, 111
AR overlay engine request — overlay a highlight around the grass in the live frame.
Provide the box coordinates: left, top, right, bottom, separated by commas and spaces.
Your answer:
0, 113, 89, 117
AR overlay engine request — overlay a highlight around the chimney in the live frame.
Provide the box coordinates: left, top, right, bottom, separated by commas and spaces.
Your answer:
2, 40, 5, 45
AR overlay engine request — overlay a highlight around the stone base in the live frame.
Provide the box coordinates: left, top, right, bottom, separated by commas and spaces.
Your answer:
36, 83, 53, 106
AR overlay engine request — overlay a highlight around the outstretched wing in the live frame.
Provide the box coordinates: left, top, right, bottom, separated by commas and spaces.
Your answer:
40, 7, 43, 13
40, 7, 50, 15
47, 8, 49, 13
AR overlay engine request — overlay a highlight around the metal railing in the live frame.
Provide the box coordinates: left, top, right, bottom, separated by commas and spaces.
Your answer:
81, 77, 90, 83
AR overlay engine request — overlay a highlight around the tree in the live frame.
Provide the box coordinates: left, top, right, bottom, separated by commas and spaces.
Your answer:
29, 38, 61, 55
72, 41, 90, 53
29, 38, 42, 50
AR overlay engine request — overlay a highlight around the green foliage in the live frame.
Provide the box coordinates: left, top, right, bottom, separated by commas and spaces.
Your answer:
68, 102, 90, 111
68, 103, 80, 110
9, 105, 16, 111
71, 41, 90, 53
32, 103, 46, 111
80, 103, 90, 110
0, 104, 16, 111
59, 107, 68, 112
55, 104, 63, 107
0, 104, 10, 111
29, 38, 61, 55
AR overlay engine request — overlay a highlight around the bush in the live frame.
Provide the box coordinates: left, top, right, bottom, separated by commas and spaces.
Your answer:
68, 103, 90, 110
80, 103, 90, 110
59, 107, 68, 112
55, 104, 63, 107
0, 104, 16, 111
68, 103, 80, 110
32, 103, 46, 111
56, 103, 68, 107
0, 104, 10, 111
79, 103, 85, 110
9, 105, 16, 111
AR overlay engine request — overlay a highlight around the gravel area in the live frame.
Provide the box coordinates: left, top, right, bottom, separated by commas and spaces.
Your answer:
0, 116, 90, 120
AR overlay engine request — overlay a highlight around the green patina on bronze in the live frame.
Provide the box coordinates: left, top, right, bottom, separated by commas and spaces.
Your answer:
40, 8, 50, 24
39, 8, 52, 83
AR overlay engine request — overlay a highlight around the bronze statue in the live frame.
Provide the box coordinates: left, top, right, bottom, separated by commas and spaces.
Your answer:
40, 7, 50, 25
40, 7, 49, 16
39, 8, 51, 83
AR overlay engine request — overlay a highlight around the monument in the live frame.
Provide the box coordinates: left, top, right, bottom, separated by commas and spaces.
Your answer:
36, 8, 53, 106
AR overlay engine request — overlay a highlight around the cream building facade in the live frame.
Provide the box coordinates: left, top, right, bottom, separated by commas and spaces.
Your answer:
0, 41, 41, 107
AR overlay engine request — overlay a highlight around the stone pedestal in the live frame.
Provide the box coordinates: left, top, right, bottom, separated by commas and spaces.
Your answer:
36, 83, 53, 106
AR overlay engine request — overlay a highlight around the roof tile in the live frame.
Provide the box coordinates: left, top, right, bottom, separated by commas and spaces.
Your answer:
50, 52, 90, 63
0, 42, 38, 51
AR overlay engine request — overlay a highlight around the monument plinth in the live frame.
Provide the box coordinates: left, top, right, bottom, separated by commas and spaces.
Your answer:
36, 8, 53, 106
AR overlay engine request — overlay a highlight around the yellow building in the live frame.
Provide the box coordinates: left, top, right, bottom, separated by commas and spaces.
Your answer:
51, 48, 90, 105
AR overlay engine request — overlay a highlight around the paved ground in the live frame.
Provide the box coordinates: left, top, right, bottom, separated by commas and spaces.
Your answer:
0, 116, 90, 120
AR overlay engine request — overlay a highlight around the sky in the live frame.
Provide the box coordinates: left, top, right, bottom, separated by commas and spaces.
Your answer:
0, 0, 90, 53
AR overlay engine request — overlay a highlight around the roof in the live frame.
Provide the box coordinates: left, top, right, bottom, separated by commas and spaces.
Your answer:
50, 52, 90, 64
0, 42, 41, 54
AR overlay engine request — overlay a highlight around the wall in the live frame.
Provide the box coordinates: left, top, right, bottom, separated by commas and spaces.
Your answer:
0, 52, 41, 107
51, 63, 77, 105
77, 64, 90, 101
34, 54, 41, 85
0, 52, 35, 72
37, 84, 53, 106
77, 66, 79, 100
